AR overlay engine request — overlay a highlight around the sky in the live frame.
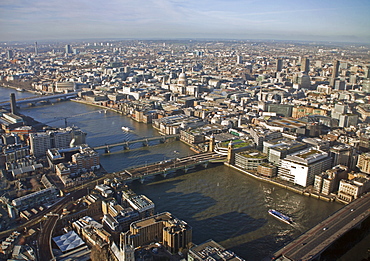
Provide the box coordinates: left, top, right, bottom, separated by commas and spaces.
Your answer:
1, 0, 370, 43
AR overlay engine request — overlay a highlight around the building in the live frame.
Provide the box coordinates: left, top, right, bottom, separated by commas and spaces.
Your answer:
123, 194, 155, 219
234, 150, 267, 171
65, 44, 72, 54
276, 58, 283, 72
278, 148, 332, 187
267, 104, 293, 117
257, 163, 277, 177
337, 175, 370, 202
313, 165, 348, 195
332, 60, 340, 78
11, 186, 58, 210
71, 147, 100, 171
357, 153, 370, 174
263, 138, 307, 166
188, 239, 244, 261
292, 106, 328, 119
249, 127, 282, 150
329, 144, 353, 168
29, 127, 86, 157
301, 57, 310, 73
124, 212, 192, 254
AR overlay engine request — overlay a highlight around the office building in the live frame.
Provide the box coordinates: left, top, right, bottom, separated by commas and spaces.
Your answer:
124, 212, 192, 254
65, 44, 72, 54
357, 152, 370, 174
188, 239, 245, 261
267, 104, 293, 117
301, 57, 310, 73
276, 58, 283, 72
263, 138, 307, 166
337, 175, 370, 202
257, 163, 277, 177
313, 165, 348, 195
234, 150, 268, 170
6, 50, 13, 59
332, 60, 340, 78
278, 148, 332, 187
29, 127, 86, 157
236, 55, 243, 65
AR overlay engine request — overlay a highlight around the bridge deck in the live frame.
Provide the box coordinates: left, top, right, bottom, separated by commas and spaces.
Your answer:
121, 152, 225, 180
0, 92, 78, 106
93, 134, 180, 150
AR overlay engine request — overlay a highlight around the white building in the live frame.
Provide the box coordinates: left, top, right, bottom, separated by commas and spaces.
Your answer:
278, 148, 332, 187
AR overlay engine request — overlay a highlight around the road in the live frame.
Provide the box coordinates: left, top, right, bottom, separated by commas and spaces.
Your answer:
37, 189, 87, 261
272, 192, 370, 261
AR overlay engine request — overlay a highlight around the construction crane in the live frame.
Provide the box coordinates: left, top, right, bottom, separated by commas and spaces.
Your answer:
43, 109, 107, 128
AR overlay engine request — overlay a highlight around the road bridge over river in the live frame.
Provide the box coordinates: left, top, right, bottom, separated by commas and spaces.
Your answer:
270, 192, 370, 261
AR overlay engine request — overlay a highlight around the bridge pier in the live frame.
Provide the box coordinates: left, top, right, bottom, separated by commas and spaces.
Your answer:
105, 146, 110, 154
203, 162, 209, 168
162, 172, 168, 178
123, 143, 130, 150
140, 177, 145, 184
160, 137, 166, 143
142, 139, 149, 146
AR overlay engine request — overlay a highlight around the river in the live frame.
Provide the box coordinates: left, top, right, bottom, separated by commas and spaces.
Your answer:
1, 87, 360, 260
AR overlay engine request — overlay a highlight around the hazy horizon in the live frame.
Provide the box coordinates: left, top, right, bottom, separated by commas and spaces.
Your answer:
1, 0, 370, 44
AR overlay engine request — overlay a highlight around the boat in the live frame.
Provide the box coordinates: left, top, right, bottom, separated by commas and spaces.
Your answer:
268, 209, 293, 224
122, 126, 134, 132
16, 88, 25, 92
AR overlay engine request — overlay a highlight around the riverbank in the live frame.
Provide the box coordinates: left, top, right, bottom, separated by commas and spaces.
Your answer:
224, 162, 339, 203
70, 97, 342, 204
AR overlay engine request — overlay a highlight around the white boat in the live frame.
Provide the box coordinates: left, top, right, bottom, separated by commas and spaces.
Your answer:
268, 209, 293, 224
122, 126, 134, 132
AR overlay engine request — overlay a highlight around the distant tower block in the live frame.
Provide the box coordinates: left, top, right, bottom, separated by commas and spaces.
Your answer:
35, 42, 38, 56
276, 58, 283, 72
10, 93, 17, 114
236, 55, 243, 65
301, 57, 310, 73
332, 60, 340, 78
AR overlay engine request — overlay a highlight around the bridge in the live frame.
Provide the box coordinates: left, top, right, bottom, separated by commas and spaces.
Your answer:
0, 92, 78, 107
118, 152, 226, 183
93, 134, 180, 153
269, 192, 370, 261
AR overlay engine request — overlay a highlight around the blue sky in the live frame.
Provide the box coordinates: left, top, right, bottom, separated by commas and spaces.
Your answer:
1, 0, 369, 43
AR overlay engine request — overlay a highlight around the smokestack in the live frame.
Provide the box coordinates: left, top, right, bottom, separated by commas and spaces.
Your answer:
10, 93, 17, 114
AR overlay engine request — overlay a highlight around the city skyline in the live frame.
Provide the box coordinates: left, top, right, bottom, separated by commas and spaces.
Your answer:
1, 0, 370, 43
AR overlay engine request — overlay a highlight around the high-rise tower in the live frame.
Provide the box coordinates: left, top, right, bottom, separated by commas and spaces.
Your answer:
35, 42, 38, 56
332, 60, 340, 78
276, 58, 283, 72
301, 57, 310, 73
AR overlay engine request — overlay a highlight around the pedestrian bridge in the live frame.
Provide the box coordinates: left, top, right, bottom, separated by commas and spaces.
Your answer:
0, 92, 78, 107
93, 134, 180, 153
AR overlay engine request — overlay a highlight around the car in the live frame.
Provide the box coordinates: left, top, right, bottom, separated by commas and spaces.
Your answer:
323, 227, 328, 230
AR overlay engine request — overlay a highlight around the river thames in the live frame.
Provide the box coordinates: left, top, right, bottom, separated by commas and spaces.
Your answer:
1, 88, 360, 260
